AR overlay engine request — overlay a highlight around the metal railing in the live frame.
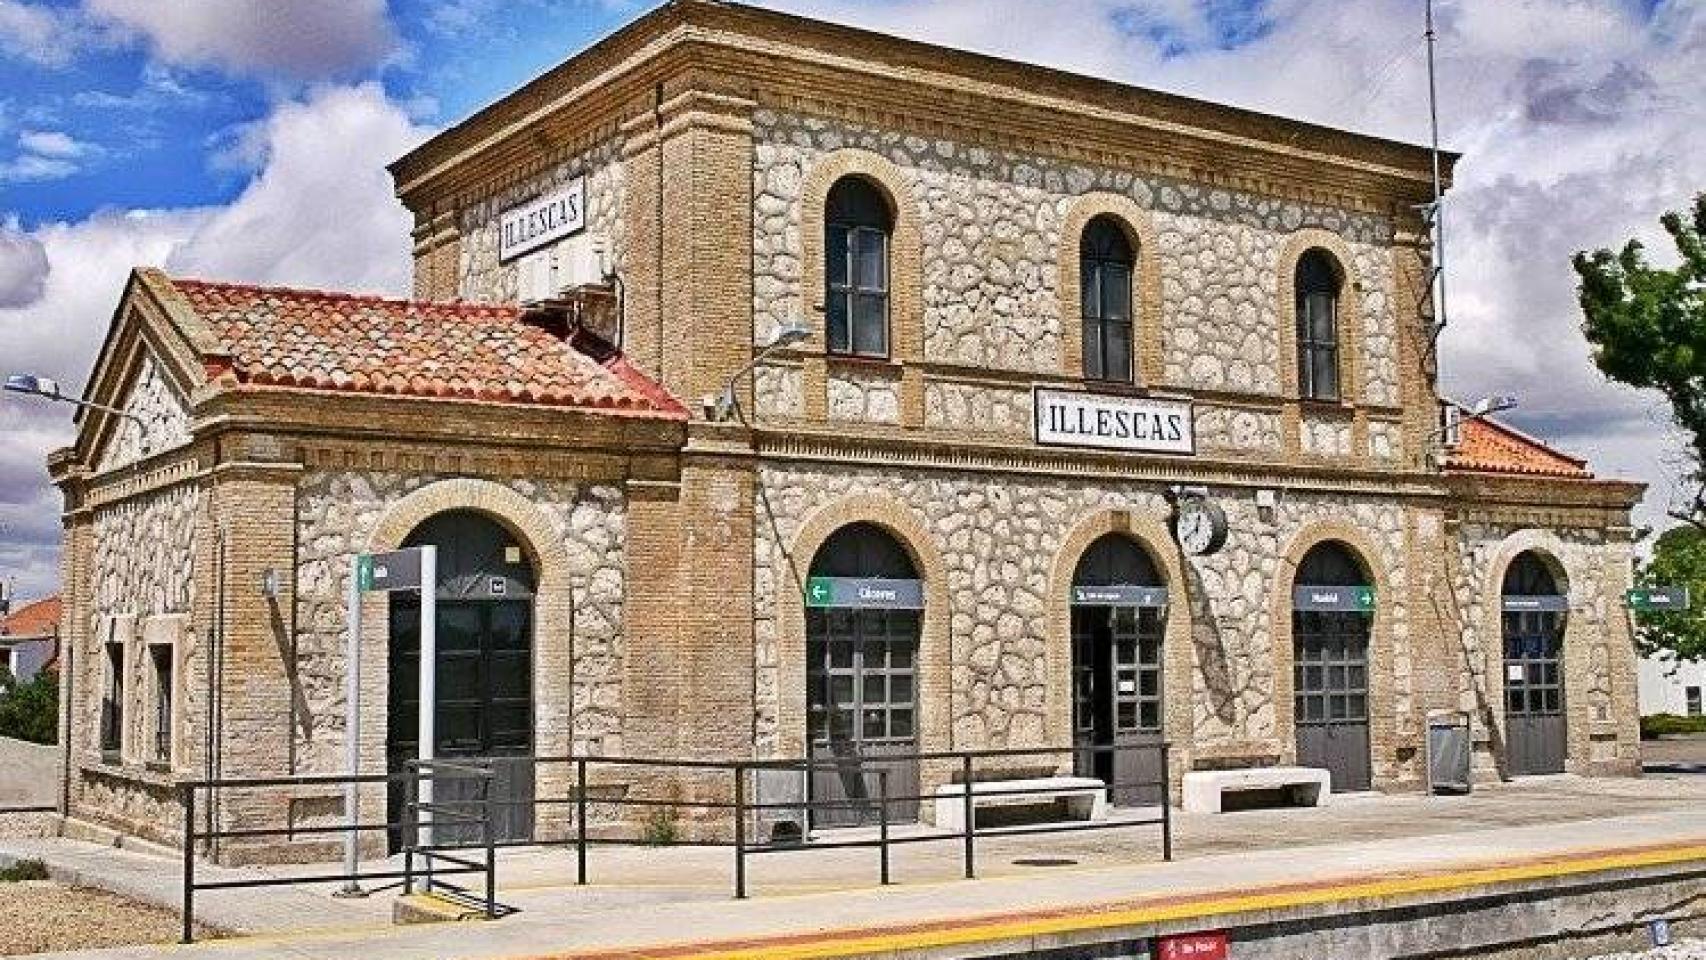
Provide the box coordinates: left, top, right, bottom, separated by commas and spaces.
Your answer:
177, 759, 496, 944
433, 741, 1171, 898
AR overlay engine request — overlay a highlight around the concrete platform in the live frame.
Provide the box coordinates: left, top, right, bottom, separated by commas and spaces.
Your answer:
6, 773, 1706, 959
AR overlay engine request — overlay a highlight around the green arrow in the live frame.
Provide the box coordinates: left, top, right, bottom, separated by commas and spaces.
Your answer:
1356, 587, 1376, 611
356, 555, 373, 592
806, 578, 831, 607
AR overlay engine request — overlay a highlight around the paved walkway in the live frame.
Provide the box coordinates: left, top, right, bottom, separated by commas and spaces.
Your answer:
7, 772, 1706, 959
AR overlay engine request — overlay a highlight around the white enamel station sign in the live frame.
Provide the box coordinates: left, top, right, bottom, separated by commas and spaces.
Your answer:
499, 176, 586, 262
1033, 387, 1194, 455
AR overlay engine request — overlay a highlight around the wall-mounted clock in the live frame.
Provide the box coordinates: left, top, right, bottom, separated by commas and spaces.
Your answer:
1174, 496, 1228, 556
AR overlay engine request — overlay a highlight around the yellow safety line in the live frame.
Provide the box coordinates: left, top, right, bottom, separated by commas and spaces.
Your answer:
509, 842, 1706, 960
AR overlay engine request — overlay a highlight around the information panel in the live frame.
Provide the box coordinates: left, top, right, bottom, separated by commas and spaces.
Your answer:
1292, 586, 1376, 613
1071, 585, 1170, 607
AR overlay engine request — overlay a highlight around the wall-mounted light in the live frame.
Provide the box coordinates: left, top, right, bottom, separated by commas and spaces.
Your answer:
1255, 488, 1280, 524
260, 568, 281, 599
705, 319, 814, 423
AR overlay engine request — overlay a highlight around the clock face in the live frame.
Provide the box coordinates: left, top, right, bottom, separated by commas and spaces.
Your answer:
1175, 498, 1228, 556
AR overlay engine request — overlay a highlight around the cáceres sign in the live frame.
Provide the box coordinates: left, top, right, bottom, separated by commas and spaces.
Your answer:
499, 176, 586, 262
805, 577, 924, 610
1033, 388, 1194, 455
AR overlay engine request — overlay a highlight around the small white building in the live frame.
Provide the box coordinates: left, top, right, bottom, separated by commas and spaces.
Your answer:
1639, 655, 1705, 717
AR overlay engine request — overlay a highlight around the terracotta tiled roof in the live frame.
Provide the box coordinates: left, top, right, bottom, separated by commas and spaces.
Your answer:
162, 276, 686, 419
1, 596, 60, 640
1444, 416, 1592, 480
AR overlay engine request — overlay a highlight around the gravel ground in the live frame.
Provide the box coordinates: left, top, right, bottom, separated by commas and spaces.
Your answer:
0, 879, 212, 955
1578, 939, 1706, 959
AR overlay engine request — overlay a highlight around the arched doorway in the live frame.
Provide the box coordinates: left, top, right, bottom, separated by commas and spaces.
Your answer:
1070, 534, 1166, 804
805, 522, 921, 827
387, 510, 537, 849
1502, 552, 1567, 775
1292, 541, 1373, 792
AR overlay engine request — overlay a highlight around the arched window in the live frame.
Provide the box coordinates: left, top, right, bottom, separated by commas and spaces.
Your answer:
1081, 216, 1134, 382
825, 177, 892, 358
1295, 249, 1342, 401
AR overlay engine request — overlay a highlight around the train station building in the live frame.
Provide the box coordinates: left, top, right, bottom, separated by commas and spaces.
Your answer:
48, 0, 1645, 855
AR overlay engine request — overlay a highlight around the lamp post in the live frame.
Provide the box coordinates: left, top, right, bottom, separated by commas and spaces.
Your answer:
1430, 394, 1519, 466
4, 373, 143, 424
704, 320, 813, 424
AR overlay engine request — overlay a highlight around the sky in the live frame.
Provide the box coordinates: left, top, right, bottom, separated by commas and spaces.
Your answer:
0, 0, 1702, 600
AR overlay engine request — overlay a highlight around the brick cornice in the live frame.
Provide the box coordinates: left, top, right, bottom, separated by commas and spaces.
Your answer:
392, 1, 1449, 216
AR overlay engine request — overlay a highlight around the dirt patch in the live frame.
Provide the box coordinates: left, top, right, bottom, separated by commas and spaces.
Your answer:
0, 880, 216, 955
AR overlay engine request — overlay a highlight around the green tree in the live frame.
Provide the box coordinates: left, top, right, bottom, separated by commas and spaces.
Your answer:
1634, 526, 1706, 662
0, 664, 58, 745
1574, 192, 1706, 530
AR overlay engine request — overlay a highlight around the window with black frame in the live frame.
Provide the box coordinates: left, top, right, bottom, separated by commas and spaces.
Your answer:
150, 645, 173, 765
101, 641, 123, 754
1080, 216, 1134, 382
825, 176, 891, 358
1295, 249, 1342, 401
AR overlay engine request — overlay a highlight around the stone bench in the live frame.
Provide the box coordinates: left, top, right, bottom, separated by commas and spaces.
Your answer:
1181, 766, 1330, 813
933, 776, 1109, 831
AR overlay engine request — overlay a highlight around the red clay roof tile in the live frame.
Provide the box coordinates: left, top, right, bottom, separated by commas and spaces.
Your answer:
1, 596, 60, 639
1444, 416, 1592, 480
164, 277, 686, 419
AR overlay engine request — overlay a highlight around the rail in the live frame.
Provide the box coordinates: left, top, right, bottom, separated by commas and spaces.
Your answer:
177, 759, 496, 944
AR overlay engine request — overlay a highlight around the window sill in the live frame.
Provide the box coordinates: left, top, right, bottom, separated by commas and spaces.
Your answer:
100, 750, 122, 765
824, 354, 904, 373
1297, 398, 1356, 416
145, 760, 173, 775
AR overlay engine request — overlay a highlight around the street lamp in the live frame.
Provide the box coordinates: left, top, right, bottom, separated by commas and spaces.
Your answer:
705, 319, 813, 423
4, 372, 142, 423
1431, 393, 1519, 454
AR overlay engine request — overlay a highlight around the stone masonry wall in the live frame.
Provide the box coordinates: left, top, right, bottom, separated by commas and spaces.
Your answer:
292, 471, 627, 774
754, 464, 1414, 782
1448, 520, 1635, 775
751, 109, 1399, 402
458, 139, 625, 304
94, 353, 191, 472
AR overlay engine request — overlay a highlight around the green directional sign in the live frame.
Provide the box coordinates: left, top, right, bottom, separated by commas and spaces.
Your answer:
1293, 586, 1376, 613
356, 550, 424, 593
805, 576, 923, 610
806, 577, 832, 608
1627, 586, 1691, 612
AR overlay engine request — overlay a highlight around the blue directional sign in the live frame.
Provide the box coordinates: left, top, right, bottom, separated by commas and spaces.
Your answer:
1501, 595, 1570, 613
1292, 586, 1375, 612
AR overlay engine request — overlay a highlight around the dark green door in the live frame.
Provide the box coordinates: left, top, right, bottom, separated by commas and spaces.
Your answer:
1070, 534, 1166, 805
387, 510, 536, 850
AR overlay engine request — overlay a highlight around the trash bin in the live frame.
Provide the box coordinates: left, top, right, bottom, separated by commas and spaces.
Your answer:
1427, 712, 1472, 795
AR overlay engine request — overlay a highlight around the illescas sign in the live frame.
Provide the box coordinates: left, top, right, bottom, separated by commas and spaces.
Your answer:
499, 177, 586, 262
1034, 388, 1194, 455
805, 577, 924, 610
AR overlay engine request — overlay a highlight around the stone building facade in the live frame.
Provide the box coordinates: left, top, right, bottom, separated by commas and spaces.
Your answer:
52, 0, 1643, 857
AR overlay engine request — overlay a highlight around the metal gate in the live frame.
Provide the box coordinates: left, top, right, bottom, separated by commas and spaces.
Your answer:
1503, 552, 1567, 775
1072, 605, 1164, 804
1292, 541, 1372, 792
387, 510, 537, 850
1293, 611, 1372, 791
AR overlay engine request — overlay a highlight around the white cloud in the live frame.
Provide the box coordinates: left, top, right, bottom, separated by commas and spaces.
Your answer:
0, 223, 46, 308
85, 0, 399, 81
0, 152, 75, 182
0, 83, 430, 594
0, 0, 84, 67
18, 129, 88, 158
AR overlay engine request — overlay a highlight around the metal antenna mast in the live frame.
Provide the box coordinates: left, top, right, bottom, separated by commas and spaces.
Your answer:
1425, 0, 1448, 348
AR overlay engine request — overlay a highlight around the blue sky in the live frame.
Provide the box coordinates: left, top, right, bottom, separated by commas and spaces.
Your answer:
0, 0, 657, 226
0, 0, 1703, 598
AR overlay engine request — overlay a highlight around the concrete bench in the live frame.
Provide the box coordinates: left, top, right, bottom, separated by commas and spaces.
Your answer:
1181, 766, 1330, 813
933, 776, 1109, 831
